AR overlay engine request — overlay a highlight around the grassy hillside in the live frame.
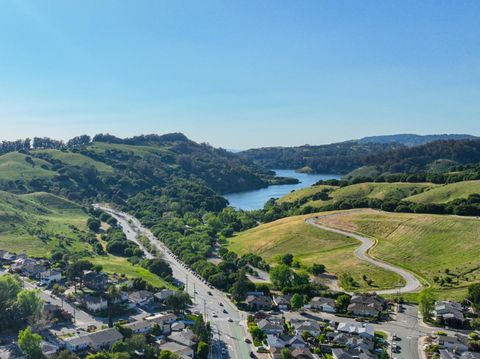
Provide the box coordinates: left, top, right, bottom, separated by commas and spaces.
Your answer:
405, 180, 480, 204
0, 191, 89, 257
228, 213, 404, 291
0, 152, 56, 181
316, 209, 480, 300
278, 182, 436, 208
33, 149, 114, 173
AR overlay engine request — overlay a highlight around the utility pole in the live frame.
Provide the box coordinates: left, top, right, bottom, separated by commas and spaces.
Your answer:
193, 282, 196, 304
185, 274, 189, 294
203, 298, 207, 322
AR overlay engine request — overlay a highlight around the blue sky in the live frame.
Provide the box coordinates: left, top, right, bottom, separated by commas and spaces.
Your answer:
0, 0, 479, 149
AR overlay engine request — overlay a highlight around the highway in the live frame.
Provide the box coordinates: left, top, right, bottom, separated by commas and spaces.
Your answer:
97, 205, 253, 359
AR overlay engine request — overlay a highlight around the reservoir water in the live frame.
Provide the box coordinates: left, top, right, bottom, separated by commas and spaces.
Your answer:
224, 169, 341, 210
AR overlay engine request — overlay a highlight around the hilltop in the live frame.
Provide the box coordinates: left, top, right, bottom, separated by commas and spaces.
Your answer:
357, 133, 478, 147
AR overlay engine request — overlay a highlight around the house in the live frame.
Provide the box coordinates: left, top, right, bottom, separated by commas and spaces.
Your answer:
158, 342, 194, 358
168, 329, 197, 348
64, 336, 91, 352
309, 296, 336, 313
332, 348, 376, 359
0, 250, 16, 264
88, 328, 124, 351
257, 317, 285, 335
39, 269, 62, 285
266, 334, 306, 350
154, 289, 176, 302
11, 258, 46, 278
273, 295, 291, 310
337, 323, 375, 339
83, 271, 108, 291
171, 321, 186, 332
0, 344, 25, 359
347, 295, 385, 317
129, 290, 154, 307
290, 319, 322, 336
245, 295, 273, 310
291, 347, 318, 359
83, 295, 108, 312
40, 341, 59, 357
434, 301, 466, 325
124, 320, 153, 334
438, 350, 480, 359
436, 334, 469, 353
146, 313, 177, 325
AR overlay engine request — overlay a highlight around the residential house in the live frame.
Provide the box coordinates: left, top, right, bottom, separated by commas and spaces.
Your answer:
11, 258, 46, 278
290, 319, 322, 336
168, 329, 197, 348
146, 313, 177, 335
434, 301, 466, 325
124, 320, 153, 334
273, 295, 291, 311
171, 321, 186, 332
0, 344, 25, 359
266, 334, 306, 350
158, 342, 194, 358
332, 348, 376, 359
291, 348, 318, 359
83, 271, 108, 291
64, 336, 91, 352
337, 323, 375, 339
0, 250, 16, 264
129, 290, 154, 307
83, 295, 108, 312
257, 317, 285, 335
39, 269, 62, 285
436, 335, 469, 354
309, 296, 336, 313
64, 329, 124, 352
154, 289, 176, 302
40, 341, 59, 357
347, 295, 385, 317
245, 295, 273, 310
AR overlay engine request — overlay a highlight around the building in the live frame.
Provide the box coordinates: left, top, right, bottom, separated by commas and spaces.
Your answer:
124, 320, 153, 334
434, 301, 466, 325
64, 336, 91, 352
129, 290, 154, 307
83, 271, 108, 291
245, 295, 273, 310
257, 317, 285, 335
347, 295, 385, 317
266, 334, 306, 350
168, 329, 197, 348
0, 250, 16, 264
273, 295, 291, 310
0, 344, 26, 359
290, 319, 322, 336
436, 334, 469, 353
309, 296, 336, 313
337, 323, 375, 339
154, 289, 176, 302
158, 342, 194, 358
83, 295, 108, 312
39, 269, 62, 285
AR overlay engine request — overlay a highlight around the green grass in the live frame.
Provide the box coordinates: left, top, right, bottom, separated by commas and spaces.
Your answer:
316, 209, 480, 299
33, 149, 113, 173
0, 152, 56, 181
405, 180, 480, 204
90, 255, 176, 290
278, 182, 437, 208
0, 191, 90, 257
229, 213, 404, 291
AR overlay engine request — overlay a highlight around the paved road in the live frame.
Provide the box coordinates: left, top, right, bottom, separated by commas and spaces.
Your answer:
97, 205, 253, 359
306, 213, 422, 295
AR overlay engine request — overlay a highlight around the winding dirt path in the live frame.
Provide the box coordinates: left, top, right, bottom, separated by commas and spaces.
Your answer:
306, 212, 422, 294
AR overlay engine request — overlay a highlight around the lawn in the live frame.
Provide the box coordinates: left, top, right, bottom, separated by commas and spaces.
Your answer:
277, 185, 335, 203
33, 149, 114, 173
316, 209, 480, 299
229, 213, 404, 291
405, 180, 480, 204
90, 255, 176, 290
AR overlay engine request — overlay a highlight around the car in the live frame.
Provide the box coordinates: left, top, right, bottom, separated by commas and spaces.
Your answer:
244, 338, 252, 344
223, 309, 228, 314
249, 352, 256, 358
219, 302, 224, 306
227, 317, 233, 322
208, 291, 213, 296
212, 312, 218, 318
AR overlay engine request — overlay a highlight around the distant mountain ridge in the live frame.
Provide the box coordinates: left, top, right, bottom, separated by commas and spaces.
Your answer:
358, 133, 478, 147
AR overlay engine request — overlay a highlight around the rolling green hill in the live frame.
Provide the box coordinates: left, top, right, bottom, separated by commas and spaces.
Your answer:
228, 213, 404, 291
316, 209, 480, 300
0, 152, 56, 181
405, 180, 480, 204
0, 191, 89, 257
33, 149, 114, 173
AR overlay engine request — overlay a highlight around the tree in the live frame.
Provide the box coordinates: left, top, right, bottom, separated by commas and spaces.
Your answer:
419, 289, 435, 321
87, 218, 101, 232
18, 327, 44, 359
280, 253, 294, 267
309, 263, 326, 276
269, 265, 294, 288
336, 294, 351, 313
280, 348, 293, 359
230, 271, 253, 302
468, 283, 480, 311
196, 341, 209, 359
107, 285, 122, 328
165, 292, 191, 313
291, 293, 303, 310
51, 351, 79, 359
16, 290, 44, 326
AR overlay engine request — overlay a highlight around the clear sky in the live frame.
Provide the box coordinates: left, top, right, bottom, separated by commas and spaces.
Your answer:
0, 0, 479, 149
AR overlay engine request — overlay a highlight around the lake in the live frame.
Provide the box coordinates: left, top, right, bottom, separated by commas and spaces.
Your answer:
224, 169, 341, 210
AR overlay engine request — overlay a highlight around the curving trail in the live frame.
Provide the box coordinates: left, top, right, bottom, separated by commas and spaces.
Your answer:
305, 213, 422, 294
